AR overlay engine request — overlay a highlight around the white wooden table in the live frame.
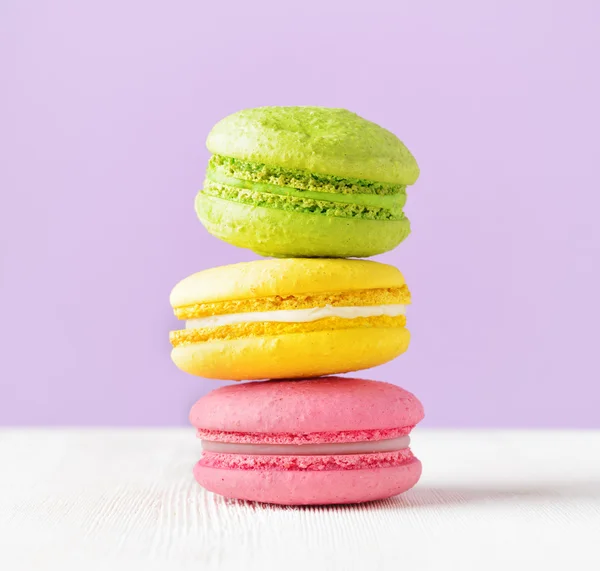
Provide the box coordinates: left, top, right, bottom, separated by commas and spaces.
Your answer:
1, 429, 599, 570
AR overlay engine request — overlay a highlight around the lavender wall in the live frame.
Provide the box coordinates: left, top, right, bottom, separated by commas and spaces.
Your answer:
1, 1, 598, 426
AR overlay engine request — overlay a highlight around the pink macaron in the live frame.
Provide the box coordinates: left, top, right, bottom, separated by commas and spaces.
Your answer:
189, 377, 424, 505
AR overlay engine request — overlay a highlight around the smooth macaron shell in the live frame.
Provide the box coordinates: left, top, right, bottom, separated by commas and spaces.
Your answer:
190, 378, 424, 505
171, 327, 409, 381
190, 377, 424, 435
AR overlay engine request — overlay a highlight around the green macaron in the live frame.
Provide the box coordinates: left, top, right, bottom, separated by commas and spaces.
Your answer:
196, 106, 419, 258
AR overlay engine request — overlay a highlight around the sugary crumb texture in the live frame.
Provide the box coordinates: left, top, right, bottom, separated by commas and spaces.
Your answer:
196, 427, 413, 445
173, 286, 410, 319
171, 315, 406, 347
199, 449, 414, 471
209, 155, 406, 196
202, 156, 408, 222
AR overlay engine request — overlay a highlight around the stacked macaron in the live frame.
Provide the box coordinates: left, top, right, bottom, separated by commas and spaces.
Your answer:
170, 107, 424, 505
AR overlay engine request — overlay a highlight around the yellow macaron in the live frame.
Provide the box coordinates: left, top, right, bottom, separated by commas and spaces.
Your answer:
169, 258, 411, 380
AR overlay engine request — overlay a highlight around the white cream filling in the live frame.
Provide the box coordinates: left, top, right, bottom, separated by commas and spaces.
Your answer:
201, 435, 410, 456
186, 304, 406, 329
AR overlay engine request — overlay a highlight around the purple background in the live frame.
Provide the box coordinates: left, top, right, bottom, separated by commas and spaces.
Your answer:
1, 1, 599, 427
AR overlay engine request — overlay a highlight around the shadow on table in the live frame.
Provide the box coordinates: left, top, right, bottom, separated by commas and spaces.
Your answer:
232, 480, 600, 512
384, 481, 600, 509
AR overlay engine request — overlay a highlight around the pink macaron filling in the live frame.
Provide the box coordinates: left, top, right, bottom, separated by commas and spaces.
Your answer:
197, 430, 416, 473
201, 435, 410, 455
197, 424, 417, 474
196, 426, 414, 445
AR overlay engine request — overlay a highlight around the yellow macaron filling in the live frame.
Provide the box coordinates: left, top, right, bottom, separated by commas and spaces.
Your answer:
170, 315, 407, 347
173, 286, 410, 319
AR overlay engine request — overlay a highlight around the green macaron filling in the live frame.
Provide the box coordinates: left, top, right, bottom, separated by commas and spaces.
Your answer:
203, 181, 404, 221
209, 155, 405, 196
204, 155, 408, 221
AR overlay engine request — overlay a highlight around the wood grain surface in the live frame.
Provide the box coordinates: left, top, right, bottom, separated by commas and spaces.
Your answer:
1, 429, 598, 570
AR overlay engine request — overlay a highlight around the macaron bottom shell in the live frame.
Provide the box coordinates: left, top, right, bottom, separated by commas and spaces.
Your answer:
193, 455, 422, 506
196, 192, 411, 258
171, 326, 410, 380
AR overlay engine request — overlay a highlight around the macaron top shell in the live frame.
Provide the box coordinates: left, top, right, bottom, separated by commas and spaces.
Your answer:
206, 107, 420, 185
170, 258, 406, 309
189, 377, 424, 436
